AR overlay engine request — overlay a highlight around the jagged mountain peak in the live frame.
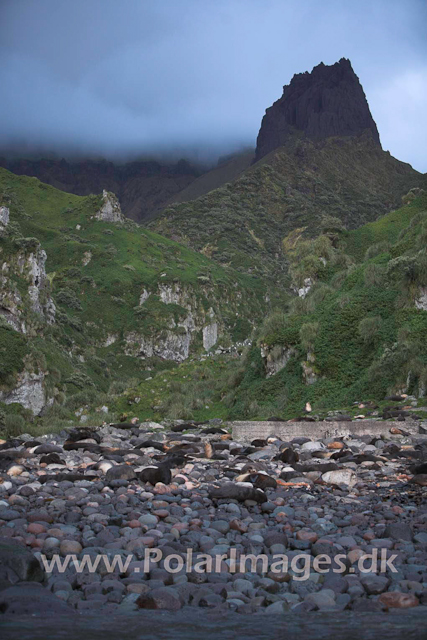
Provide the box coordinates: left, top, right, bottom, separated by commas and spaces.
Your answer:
255, 58, 380, 161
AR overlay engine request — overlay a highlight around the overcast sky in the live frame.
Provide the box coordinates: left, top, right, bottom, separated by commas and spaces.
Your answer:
0, 0, 426, 170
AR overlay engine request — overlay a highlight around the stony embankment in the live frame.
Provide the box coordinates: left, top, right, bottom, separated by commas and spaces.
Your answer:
0, 419, 426, 617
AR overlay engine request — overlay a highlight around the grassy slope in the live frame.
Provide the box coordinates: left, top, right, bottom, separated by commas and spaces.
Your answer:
112, 195, 427, 424
226, 194, 427, 419
344, 195, 426, 262
165, 150, 255, 207
150, 136, 425, 283
0, 168, 280, 432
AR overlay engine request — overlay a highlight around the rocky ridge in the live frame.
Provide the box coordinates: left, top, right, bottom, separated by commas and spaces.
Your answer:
255, 58, 380, 161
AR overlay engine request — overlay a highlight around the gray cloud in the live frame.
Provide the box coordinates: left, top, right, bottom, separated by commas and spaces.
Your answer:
0, 0, 426, 169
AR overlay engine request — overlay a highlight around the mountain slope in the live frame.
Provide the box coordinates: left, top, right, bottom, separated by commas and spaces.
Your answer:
0, 167, 281, 430
150, 135, 425, 283
165, 150, 254, 207
225, 192, 427, 419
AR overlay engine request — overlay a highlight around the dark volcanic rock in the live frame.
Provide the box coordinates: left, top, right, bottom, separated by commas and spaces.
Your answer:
0, 539, 45, 584
255, 58, 380, 161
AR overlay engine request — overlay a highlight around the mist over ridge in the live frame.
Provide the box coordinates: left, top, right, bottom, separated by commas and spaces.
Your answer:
0, 0, 426, 170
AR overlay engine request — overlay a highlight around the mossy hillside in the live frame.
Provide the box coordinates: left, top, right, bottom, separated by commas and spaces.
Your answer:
110, 356, 240, 423
344, 191, 427, 262
0, 168, 277, 334
0, 167, 283, 430
150, 136, 425, 281
225, 195, 427, 419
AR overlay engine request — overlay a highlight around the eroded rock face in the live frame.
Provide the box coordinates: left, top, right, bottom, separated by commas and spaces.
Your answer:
0, 205, 10, 232
415, 287, 427, 311
0, 243, 55, 331
95, 190, 124, 223
203, 322, 218, 351
255, 58, 380, 161
124, 330, 192, 362
0, 370, 46, 415
129, 283, 221, 361
26, 248, 56, 322
261, 345, 296, 377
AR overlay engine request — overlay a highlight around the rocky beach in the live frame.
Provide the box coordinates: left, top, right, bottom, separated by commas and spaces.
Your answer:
0, 415, 426, 624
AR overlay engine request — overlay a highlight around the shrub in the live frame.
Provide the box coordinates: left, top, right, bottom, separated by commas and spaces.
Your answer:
299, 322, 319, 350
416, 224, 427, 251
259, 312, 287, 342
56, 288, 82, 311
364, 241, 390, 260
358, 316, 383, 344
410, 211, 427, 228
109, 378, 139, 395
402, 188, 425, 205
364, 263, 386, 287
288, 296, 310, 316
3, 414, 25, 438
165, 400, 193, 421
64, 372, 95, 390
387, 251, 427, 286
306, 283, 333, 311
226, 367, 245, 389
320, 215, 346, 246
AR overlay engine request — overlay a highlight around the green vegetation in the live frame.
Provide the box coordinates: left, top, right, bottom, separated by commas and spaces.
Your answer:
150, 136, 425, 282
110, 356, 241, 423
222, 193, 427, 419
0, 167, 282, 435
1, 159, 426, 433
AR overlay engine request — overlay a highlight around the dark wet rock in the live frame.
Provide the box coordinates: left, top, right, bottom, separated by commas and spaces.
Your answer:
0, 539, 45, 584
66, 428, 101, 444
384, 523, 413, 542
33, 444, 63, 455
0, 582, 74, 615
136, 587, 182, 610
360, 574, 390, 595
39, 453, 64, 465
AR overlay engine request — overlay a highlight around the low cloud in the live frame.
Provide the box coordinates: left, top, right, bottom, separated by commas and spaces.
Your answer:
0, 0, 426, 169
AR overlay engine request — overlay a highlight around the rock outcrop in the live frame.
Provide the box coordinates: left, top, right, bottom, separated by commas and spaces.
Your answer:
0, 370, 46, 415
0, 206, 9, 234
1, 241, 56, 333
95, 190, 124, 223
255, 58, 381, 161
125, 283, 225, 362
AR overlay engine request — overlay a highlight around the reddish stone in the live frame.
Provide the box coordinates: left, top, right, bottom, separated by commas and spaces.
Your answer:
28, 511, 53, 524
152, 501, 168, 509
30, 539, 44, 549
27, 523, 46, 535
152, 510, 169, 519
379, 592, 419, 609
296, 530, 318, 543
229, 519, 248, 534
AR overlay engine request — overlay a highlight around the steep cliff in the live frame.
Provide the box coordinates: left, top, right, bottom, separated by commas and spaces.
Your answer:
255, 58, 380, 161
